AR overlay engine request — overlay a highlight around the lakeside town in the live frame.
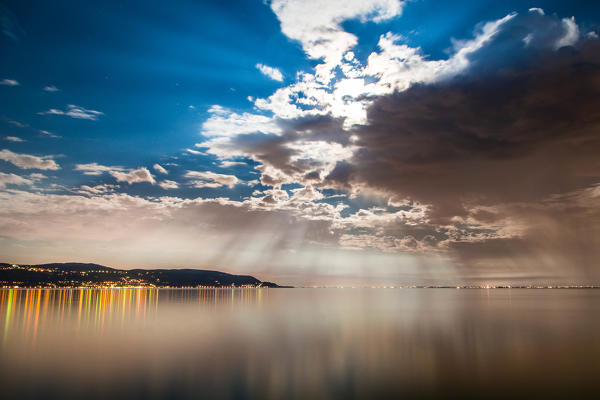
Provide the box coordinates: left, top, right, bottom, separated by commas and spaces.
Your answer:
0, 263, 284, 288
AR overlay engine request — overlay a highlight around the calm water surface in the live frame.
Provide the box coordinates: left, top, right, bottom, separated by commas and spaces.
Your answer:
1, 288, 599, 399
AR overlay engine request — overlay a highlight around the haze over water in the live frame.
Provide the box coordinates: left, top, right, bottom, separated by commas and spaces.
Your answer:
1, 288, 599, 399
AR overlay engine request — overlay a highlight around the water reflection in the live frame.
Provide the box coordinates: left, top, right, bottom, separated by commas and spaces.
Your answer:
1, 288, 267, 344
1, 288, 599, 399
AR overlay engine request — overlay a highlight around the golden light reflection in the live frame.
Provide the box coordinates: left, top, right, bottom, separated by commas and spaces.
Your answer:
0, 288, 265, 346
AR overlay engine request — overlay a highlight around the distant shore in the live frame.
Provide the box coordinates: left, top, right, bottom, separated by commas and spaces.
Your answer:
0, 262, 292, 288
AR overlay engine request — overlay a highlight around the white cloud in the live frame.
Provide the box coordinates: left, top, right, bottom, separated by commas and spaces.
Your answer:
201, 105, 281, 137
220, 161, 246, 168
186, 148, 205, 155
75, 163, 123, 176
251, 14, 510, 126
39, 104, 103, 120
43, 85, 59, 92
75, 163, 154, 184
253, 12, 518, 127
0, 172, 33, 188
158, 180, 179, 190
0, 79, 19, 86
253, 72, 328, 119
261, 11, 540, 129
4, 136, 24, 142
290, 185, 324, 201
184, 170, 239, 188
78, 184, 119, 195
256, 63, 284, 81
555, 17, 579, 49
28, 173, 47, 181
39, 130, 60, 138
8, 120, 26, 128
0, 149, 60, 170
153, 163, 168, 174
528, 8, 544, 15
287, 140, 357, 176
269, 0, 404, 83
367, 13, 516, 94
110, 168, 155, 185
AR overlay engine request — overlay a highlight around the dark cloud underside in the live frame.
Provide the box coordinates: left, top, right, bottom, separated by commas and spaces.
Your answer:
322, 40, 600, 281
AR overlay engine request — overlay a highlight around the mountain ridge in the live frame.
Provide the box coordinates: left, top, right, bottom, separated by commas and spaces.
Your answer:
0, 262, 291, 288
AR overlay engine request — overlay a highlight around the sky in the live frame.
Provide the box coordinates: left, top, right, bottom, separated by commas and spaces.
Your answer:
1, 0, 600, 286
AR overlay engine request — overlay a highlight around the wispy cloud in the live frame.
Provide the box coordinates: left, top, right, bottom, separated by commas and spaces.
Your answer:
4, 136, 24, 142
8, 120, 27, 128
75, 163, 122, 176
529, 7, 545, 15
39, 104, 103, 120
184, 170, 239, 188
0, 149, 60, 170
158, 180, 179, 190
43, 85, 59, 92
153, 163, 168, 174
75, 163, 155, 184
186, 148, 205, 155
0, 78, 19, 86
39, 130, 60, 138
0, 4, 25, 41
256, 63, 284, 81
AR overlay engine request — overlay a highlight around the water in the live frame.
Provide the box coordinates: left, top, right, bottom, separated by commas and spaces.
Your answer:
1, 288, 599, 399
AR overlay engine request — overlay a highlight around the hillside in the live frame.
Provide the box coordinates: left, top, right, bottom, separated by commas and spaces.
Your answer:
0, 263, 288, 288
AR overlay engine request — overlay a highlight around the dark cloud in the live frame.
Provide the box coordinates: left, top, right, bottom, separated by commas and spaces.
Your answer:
447, 195, 600, 282
214, 115, 351, 185
327, 40, 600, 220
319, 20, 600, 280
216, 12, 600, 281
465, 10, 579, 72
194, 12, 600, 281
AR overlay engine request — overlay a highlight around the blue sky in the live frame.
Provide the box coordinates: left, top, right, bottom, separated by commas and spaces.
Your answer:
1, 0, 600, 285
2, 1, 305, 168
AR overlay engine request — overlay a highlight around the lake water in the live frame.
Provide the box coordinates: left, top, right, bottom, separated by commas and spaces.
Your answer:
1, 288, 599, 399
